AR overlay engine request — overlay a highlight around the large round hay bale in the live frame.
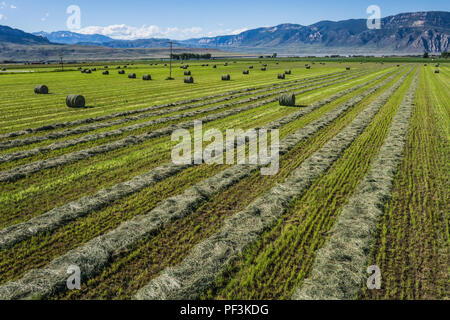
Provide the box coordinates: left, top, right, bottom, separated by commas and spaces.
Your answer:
249, 66, 254, 69
66, 94, 85, 108
142, 74, 152, 80
104, 66, 108, 69
118, 70, 125, 74
34, 85, 49, 94
306, 66, 311, 69
85, 69, 92, 74
243, 70, 249, 75
123, 65, 127, 68
102, 71, 109, 75
117, 66, 121, 69
92, 68, 97, 71
222, 74, 231, 81
128, 73, 136, 79
262, 64, 267, 67
346, 67, 351, 70
279, 93, 295, 107
261, 67, 267, 71
435, 64, 440, 67
184, 76, 194, 83
224, 63, 228, 66
212, 65, 217, 69
184, 70, 191, 76
278, 73, 285, 79
435, 69, 440, 74
285, 70, 291, 74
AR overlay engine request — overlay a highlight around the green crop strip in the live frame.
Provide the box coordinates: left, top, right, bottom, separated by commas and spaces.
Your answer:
361, 67, 449, 300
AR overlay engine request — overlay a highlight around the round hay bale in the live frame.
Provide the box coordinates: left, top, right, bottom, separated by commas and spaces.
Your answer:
123, 65, 127, 68
117, 66, 121, 69
142, 74, 152, 80
212, 65, 217, 69
222, 74, 231, 81
184, 76, 194, 83
278, 73, 285, 79
102, 71, 109, 75
306, 66, 311, 69
261, 67, 267, 71
92, 68, 97, 71
424, 64, 427, 66
128, 73, 136, 79
243, 70, 249, 75
435, 69, 440, 73
34, 85, 48, 94
435, 64, 440, 67
262, 64, 267, 67
184, 70, 191, 76
279, 93, 295, 107
118, 70, 125, 74
249, 66, 254, 69
66, 94, 85, 108
397, 65, 400, 67
104, 66, 108, 69
346, 67, 351, 70
85, 69, 92, 74
285, 70, 291, 74
224, 63, 228, 66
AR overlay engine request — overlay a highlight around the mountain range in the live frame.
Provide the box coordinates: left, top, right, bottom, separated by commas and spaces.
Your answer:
0, 11, 448, 61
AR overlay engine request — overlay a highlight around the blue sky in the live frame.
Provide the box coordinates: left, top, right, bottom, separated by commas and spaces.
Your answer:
0, 0, 448, 40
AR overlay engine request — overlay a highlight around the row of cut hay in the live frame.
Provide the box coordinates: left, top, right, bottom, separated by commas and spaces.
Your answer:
0, 70, 394, 299
133, 68, 412, 300
0, 71, 362, 153
292, 69, 419, 300
0, 70, 384, 248
0, 70, 352, 140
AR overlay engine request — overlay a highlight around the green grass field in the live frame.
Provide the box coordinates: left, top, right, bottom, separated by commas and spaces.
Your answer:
0, 59, 448, 300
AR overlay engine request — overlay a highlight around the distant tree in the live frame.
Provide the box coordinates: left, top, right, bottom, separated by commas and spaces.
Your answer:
441, 51, 449, 59
272, 53, 277, 58
423, 51, 429, 58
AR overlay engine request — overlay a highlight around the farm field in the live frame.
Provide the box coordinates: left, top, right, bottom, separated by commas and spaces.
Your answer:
0, 59, 448, 300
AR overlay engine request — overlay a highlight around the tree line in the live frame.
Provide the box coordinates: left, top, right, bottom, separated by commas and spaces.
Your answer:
171, 53, 212, 60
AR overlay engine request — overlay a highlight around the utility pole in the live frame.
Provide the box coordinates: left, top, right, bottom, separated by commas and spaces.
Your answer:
169, 41, 173, 79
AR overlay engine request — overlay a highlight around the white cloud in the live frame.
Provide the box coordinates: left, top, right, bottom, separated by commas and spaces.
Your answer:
0, 2, 6, 9
41, 12, 49, 22
10, 4, 16, 9
0, 14, 3, 20
77, 24, 205, 40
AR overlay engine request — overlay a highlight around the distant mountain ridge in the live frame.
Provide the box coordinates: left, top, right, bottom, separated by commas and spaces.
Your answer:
0, 25, 50, 45
1, 11, 449, 55
33, 31, 113, 44
183, 11, 450, 53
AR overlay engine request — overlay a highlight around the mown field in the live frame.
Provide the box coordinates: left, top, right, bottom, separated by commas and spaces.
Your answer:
0, 59, 447, 300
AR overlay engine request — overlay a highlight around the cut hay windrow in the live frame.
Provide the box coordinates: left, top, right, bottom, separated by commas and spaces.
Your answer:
291, 69, 419, 300
0, 69, 397, 251
0, 71, 362, 150
0, 72, 371, 181
0, 71, 354, 140
0, 70, 401, 299
133, 68, 412, 300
